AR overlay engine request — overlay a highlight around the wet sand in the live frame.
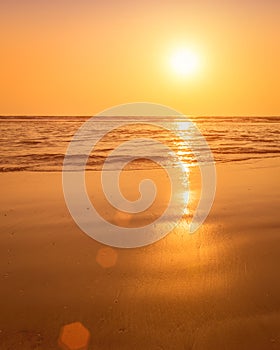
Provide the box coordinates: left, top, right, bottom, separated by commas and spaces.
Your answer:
0, 158, 280, 349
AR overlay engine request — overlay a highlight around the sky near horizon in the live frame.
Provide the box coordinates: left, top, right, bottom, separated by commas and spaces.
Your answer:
0, 0, 279, 116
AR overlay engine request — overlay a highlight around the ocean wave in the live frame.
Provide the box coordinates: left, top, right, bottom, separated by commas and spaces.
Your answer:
0, 116, 279, 172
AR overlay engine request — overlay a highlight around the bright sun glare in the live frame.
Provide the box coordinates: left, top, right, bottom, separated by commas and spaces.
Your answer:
170, 48, 200, 77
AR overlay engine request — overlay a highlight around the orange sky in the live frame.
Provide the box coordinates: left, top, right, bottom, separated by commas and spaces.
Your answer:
0, 0, 279, 116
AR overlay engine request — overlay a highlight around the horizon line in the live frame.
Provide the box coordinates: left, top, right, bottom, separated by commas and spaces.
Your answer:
0, 114, 279, 118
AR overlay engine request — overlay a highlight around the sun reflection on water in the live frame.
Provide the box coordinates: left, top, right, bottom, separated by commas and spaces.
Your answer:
173, 119, 201, 221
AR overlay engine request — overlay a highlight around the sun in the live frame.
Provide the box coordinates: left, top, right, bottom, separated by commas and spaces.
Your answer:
170, 48, 200, 77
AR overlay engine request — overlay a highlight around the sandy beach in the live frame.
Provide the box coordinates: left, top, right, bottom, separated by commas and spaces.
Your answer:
1, 158, 280, 349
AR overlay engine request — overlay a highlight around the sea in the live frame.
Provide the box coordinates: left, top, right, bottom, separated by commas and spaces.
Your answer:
0, 116, 279, 172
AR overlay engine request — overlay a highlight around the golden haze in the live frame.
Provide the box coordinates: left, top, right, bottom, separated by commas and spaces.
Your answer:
0, 0, 279, 116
